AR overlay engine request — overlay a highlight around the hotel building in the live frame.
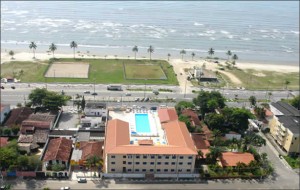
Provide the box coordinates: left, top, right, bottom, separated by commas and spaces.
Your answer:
103, 108, 198, 174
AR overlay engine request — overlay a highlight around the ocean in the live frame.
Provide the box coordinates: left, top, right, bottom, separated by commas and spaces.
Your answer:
1, 1, 299, 65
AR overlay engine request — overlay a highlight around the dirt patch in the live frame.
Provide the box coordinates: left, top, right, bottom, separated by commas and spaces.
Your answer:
253, 72, 266, 77
219, 70, 242, 84
45, 62, 90, 78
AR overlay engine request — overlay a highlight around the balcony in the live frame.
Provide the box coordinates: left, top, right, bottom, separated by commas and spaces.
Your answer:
278, 125, 286, 132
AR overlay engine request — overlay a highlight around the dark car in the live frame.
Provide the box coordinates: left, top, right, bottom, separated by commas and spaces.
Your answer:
1, 86, 4, 89
11, 86, 15, 89
144, 97, 150, 102
91, 92, 98, 96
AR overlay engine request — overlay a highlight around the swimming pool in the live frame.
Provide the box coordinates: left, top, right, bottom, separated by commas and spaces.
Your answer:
135, 114, 151, 133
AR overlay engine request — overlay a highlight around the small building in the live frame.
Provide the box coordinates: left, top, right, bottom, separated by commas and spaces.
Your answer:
157, 108, 178, 123
0, 137, 9, 147
84, 102, 107, 117
4, 107, 33, 127
220, 152, 255, 167
18, 129, 49, 153
43, 137, 73, 170
181, 109, 201, 128
225, 131, 241, 140
0, 104, 10, 124
191, 133, 210, 158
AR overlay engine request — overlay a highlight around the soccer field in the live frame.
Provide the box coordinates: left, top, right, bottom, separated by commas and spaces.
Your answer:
124, 64, 167, 80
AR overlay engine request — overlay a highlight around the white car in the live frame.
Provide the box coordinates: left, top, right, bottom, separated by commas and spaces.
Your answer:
60, 187, 70, 190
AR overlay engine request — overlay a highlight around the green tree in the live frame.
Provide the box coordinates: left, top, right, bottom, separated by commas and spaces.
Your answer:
9, 50, 14, 59
249, 96, 257, 106
175, 101, 194, 114
242, 133, 266, 151
191, 52, 195, 61
132, 45, 138, 59
226, 50, 232, 61
179, 115, 193, 132
17, 155, 29, 170
42, 91, 69, 111
70, 41, 78, 59
86, 155, 103, 174
284, 80, 290, 90
198, 150, 204, 159
28, 88, 49, 106
29, 41, 37, 59
232, 54, 238, 65
254, 106, 266, 120
147, 45, 154, 60
208, 48, 215, 59
81, 96, 86, 110
180, 49, 186, 60
204, 113, 225, 132
0, 140, 18, 169
3, 128, 11, 136
167, 53, 171, 61
51, 163, 65, 171
290, 95, 300, 110
11, 125, 20, 135
28, 156, 42, 170
206, 147, 224, 164
49, 43, 57, 58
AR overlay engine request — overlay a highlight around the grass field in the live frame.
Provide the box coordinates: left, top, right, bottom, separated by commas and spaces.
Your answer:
1, 58, 178, 85
124, 63, 166, 79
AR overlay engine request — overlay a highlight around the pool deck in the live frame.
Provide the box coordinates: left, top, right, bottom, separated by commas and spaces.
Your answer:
109, 110, 167, 145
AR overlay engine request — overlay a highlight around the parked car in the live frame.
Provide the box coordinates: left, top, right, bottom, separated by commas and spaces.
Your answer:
84, 91, 90, 94
134, 98, 140, 102
144, 97, 150, 102
125, 93, 131, 96
1, 86, 4, 89
150, 106, 157, 111
11, 86, 15, 89
91, 92, 98, 96
78, 178, 87, 183
60, 187, 70, 190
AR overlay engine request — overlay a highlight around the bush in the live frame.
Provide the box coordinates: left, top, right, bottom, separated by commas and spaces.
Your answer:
262, 128, 270, 134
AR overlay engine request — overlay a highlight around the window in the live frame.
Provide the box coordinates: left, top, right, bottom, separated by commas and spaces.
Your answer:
291, 142, 294, 145
128, 155, 132, 159
157, 162, 161, 165
158, 156, 162, 159
143, 155, 147, 159
188, 156, 192, 159
150, 169, 154, 172
136, 162, 140, 165
123, 155, 126, 158
187, 162, 192, 165
142, 169, 146, 172
128, 162, 132, 165
135, 169, 139, 172
127, 169, 132, 172
150, 162, 154, 165
62, 161, 65, 165
171, 162, 175, 165
178, 169, 182, 172
172, 155, 176, 159
143, 162, 147, 165
111, 162, 115, 164
151, 155, 155, 159
123, 161, 126, 164
179, 156, 184, 159
165, 162, 169, 165
171, 169, 175, 172
111, 169, 115, 172
157, 169, 161, 172
136, 155, 140, 159
179, 162, 183, 165
164, 169, 168, 172
187, 169, 191, 172
111, 155, 115, 158
165, 156, 169, 159
295, 137, 297, 140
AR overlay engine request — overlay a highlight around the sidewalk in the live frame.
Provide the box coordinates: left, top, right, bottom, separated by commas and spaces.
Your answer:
71, 171, 101, 181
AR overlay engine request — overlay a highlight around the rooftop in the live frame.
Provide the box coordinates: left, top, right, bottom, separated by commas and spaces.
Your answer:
158, 108, 178, 123
181, 109, 201, 126
80, 141, 104, 160
277, 116, 300, 134
43, 137, 73, 162
220, 152, 255, 167
0, 137, 9, 147
191, 133, 210, 150
85, 102, 106, 109
271, 101, 300, 117
4, 107, 33, 127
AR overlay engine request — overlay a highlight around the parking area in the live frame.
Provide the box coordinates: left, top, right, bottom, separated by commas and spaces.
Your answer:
57, 108, 80, 129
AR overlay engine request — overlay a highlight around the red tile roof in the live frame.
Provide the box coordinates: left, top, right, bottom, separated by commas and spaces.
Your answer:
4, 107, 33, 127
104, 119, 197, 155
0, 137, 9, 147
181, 109, 201, 126
264, 108, 273, 117
80, 141, 104, 160
138, 139, 153, 145
158, 108, 178, 123
43, 137, 73, 162
191, 133, 210, 150
220, 152, 255, 167
201, 124, 212, 140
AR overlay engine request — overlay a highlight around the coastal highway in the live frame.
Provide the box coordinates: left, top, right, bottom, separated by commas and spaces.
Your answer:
0, 82, 294, 106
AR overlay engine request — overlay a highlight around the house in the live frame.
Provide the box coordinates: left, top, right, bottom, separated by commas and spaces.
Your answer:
18, 129, 49, 153
0, 104, 10, 124
84, 102, 107, 117
181, 109, 201, 128
104, 108, 197, 175
219, 152, 255, 167
191, 133, 210, 158
4, 107, 33, 127
43, 137, 73, 170
20, 113, 56, 132
269, 101, 300, 155
225, 131, 241, 140
0, 137, 9, 147
157, 108, 178, 123
71, 141, 104, 168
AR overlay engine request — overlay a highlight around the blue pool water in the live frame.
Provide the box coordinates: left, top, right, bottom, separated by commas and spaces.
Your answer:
135, 114, 151, 133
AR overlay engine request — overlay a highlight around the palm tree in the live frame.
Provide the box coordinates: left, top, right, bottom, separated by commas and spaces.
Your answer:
197, 150, 204, 159
49, 43, 57, 58
180, 49, 186, 60
249, 95, 256, 106
167, 53, 171, 61
232, 54, 238, 65
147, 45, 154, 60
29, 41, 37, 59
284, 80, 290, 90
206, 147, 224, 164
191, 52, 195, 61
86, 155, 103, 175
70, 41, 78, 59
132, 45, 138, 60
226, 50, 232, 61
208, 48, 214, 59
268, 92, 272, 101
242, 133, 266, 151
9, 50, 15, 59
